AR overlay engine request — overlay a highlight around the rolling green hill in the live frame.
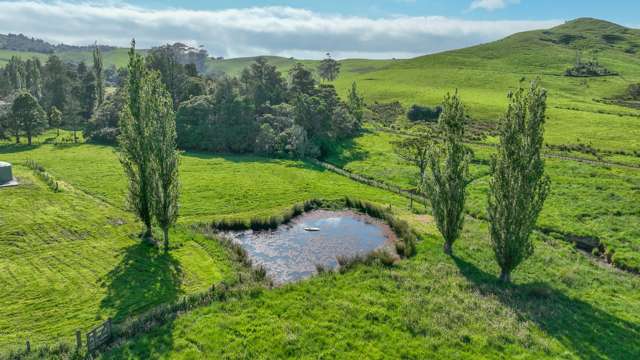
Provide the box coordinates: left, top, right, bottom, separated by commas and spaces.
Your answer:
2, 18, 640, 359
204, 18, 640, 153
0, 48, 138, 68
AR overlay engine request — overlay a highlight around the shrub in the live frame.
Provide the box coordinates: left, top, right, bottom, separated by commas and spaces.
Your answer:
407, 104, 442, 122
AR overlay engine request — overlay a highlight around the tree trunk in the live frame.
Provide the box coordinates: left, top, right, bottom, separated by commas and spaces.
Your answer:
142, 225, 152, 241
499, 269, 511, 283
57, 128, 60, 137
27, 134, 32, 145
163, 227, 169, 253
443, 241, 453, 256
15, 135, 19, 144
73, 129, 77, 143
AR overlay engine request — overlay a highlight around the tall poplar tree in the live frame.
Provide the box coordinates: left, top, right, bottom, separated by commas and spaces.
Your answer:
93, 43, 104, 106
147, 70, 180, 252
488, 81, 550, 283
423, 92, 471, 255
118, 40, 155, 239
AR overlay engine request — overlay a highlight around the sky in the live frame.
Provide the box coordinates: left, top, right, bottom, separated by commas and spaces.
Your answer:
0, 1, 637, 59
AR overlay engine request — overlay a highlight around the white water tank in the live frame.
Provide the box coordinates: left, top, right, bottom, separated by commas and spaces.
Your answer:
0, 161, 13, 184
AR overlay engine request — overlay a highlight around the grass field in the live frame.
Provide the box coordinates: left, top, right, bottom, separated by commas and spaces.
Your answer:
207, 19, 640, 153
0, 135, 413, 350
104, 214, 640, 359
0, 166, 235, 349
0, 48, 139, 68
327, 129, 640, 272
2, 17, 640, 359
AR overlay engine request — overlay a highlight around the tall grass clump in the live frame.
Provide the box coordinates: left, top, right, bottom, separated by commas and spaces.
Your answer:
211, 199, 325, 231
24, 159, 60, 192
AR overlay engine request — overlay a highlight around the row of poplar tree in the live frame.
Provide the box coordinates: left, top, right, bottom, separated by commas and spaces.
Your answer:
397, 81, 550, 283
119, 41, 180, 252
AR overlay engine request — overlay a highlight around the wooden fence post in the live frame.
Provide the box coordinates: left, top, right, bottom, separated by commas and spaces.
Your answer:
107, 317, 113, 339
25, 340, 30, 353
76, 329, 82, 349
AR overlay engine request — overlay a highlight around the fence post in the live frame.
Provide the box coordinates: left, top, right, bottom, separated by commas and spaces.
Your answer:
25, 340, 30, 353
76, 329, 82, 349
107, 317, 113, 339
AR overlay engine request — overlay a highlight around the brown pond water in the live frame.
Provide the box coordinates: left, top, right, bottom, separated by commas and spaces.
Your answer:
225, 210, 397, 284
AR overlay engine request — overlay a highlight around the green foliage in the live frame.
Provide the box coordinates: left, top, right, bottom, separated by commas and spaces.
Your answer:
93, 44, 104, 106
25, 159, 60, 192
368, 101, 404, 126
392, 126, 433, 191
407, 104, 442, 122
423, 92, 471, 255
11, 91, 46, 145
488, 81, 551, 283
118, 40, 155, 237
288, 63, 315, 97
240, 57, 287, 113
317, 53, 341, 82
146, 44, 205, 108
147, 71, 180, 251
625, 83, 640, 100
42, 55, 67, 112
347, 81, 365, 125
84, 88, 124, 143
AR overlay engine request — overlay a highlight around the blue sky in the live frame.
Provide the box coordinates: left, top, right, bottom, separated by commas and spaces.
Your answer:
125, 0, 639, 25
0, 1, 636, 59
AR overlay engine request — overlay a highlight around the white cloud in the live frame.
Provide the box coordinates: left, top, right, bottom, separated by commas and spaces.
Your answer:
0, 1, 559, 59
469, 0, 520, 11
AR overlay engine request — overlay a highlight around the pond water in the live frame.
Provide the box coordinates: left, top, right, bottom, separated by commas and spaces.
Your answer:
225, 210, 397, 284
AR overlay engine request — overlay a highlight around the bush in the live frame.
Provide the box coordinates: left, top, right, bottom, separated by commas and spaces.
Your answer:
625, 83, 640, 100
407, 104, 442, 123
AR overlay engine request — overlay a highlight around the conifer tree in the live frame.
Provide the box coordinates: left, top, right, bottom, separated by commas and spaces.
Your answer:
423, 92, 471, 255
318, 53, 341, 82
488, 81, 550, 283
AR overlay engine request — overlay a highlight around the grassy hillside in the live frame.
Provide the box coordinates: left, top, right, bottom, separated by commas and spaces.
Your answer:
2, 135, 639, 359
327, 129, 640, 271
2, 18, 640, 359
0, 164, 235, 349
0, 48, 138, 68
207, 18, 640, 153
104, 217, 640, 359
0, 132, 417, 351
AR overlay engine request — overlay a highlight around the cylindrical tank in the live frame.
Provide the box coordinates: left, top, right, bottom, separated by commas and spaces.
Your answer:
0, 161, 13, 184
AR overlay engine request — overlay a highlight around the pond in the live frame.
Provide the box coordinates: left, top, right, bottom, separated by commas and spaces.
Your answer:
225, 210, 397, 284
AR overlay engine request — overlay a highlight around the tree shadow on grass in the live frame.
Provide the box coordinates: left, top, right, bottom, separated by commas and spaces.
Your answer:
100, 241, 183, 322
453, 256, 640, 360
323, 136, 370, 168
98, 241, 184, 356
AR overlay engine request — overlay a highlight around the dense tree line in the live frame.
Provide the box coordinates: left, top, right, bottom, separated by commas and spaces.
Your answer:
176, 57, 361, 157
0, 45, 106, 143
